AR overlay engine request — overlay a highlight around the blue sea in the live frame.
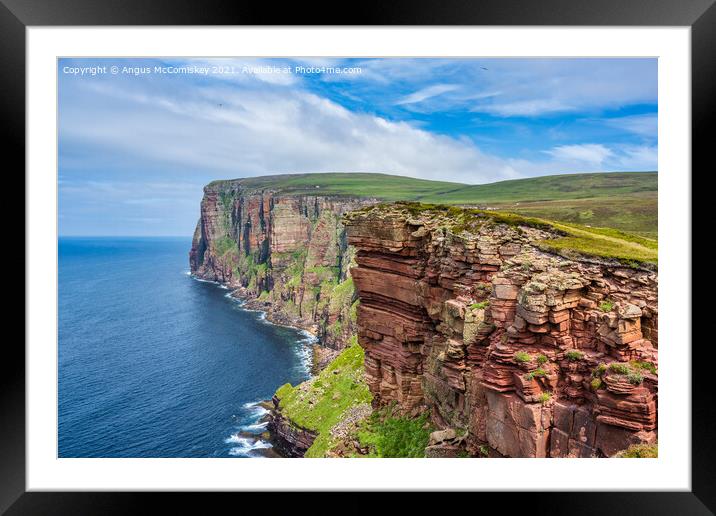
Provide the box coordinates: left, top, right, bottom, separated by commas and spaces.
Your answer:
58, 237, 313, 458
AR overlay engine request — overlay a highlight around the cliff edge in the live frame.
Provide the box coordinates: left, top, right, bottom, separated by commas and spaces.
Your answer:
189, 179, 376, 349
344, 202, 658, 457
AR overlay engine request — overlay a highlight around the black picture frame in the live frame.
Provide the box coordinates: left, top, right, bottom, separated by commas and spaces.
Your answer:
3, 0, 711, 513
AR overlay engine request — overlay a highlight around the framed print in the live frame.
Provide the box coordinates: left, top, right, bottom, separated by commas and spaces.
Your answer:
4, 0, 713, 513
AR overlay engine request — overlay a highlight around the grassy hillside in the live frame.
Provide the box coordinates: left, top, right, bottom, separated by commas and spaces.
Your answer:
210, 172, 464, 200
213, 171, 657, 237
431, 172, 657, 203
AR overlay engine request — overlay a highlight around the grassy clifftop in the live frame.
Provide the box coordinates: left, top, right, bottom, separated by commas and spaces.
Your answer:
364, 202, 658, 266
208, 172, 657, 237
273, 339, 434, 458
274, 338, 372, 457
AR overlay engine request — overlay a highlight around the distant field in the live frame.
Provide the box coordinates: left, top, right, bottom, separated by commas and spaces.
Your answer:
214, 172, 464, 200
484, 195, 657, 239
213, 171, 657, 237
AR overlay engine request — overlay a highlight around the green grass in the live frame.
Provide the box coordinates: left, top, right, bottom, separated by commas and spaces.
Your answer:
524, 368, 547, 381
356, 404, 433, 458
433, 171, 657, 204
514, 351, 532, 363
615, 443, 658, 458
626, 370, 645, 385
538, 392, 552, 404
329, 278, 355, 314
593, 363, 608, 377
537, 222, 657, 265
213, 236, 237, 257
565, 350, 584, 361
273, 340, 372, 457
609, 363, 631, 375
384, 202, 657, 266
482, 195, 657, 238
469, 301, 490, 310
599, 300, 615, 312
208, 171, 657, 236
606, 362, 645, 385
209, 172, 464, 200
630, 360, 658, 375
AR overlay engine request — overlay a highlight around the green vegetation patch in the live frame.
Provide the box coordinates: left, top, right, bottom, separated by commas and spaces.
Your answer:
608, 362, 646, 385
329, 278, 355, 314
609, 363, 630, 375
514, 351, 532, 363
356, 403, 433, 458
524, 368, 548, 381
630, 360, 658, 375
599, 299, 615, 312
273, 340, 372, 457
469, 301, 490, 310
615, 442, 658, 458
214, 236, 237, 257
389, 202, 657, 266
565, 350, 584, 361
538, 392, 552, 404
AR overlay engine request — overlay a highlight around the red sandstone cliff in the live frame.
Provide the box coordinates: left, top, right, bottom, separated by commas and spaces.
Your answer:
189, 180, 376, 349
345, 203, 658, 458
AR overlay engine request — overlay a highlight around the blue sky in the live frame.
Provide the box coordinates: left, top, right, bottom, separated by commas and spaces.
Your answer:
58, 57, 657, 236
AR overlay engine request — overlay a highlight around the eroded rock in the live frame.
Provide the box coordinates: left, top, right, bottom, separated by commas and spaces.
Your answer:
345, 204, 658, 458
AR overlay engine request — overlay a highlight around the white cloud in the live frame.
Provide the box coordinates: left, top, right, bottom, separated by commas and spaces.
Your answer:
545, 144, 613, 166
62, 81, 530, 184
61, 69, 658, 192
396, 84, 459, 105
543, 143, 656, 172
601, 114, 658, 138
468, 59, 656, 117
611, 145, 658, 170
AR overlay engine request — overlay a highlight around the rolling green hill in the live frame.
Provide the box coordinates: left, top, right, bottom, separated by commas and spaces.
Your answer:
211, 172, 464, 200
212, 171, 657, 238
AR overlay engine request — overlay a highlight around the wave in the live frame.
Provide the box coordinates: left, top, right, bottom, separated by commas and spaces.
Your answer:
189, 275, 221, 285
226, 435, 273, 456
242, 401, 269, 417
298, 329, 319, 344
241, 421, 269, 433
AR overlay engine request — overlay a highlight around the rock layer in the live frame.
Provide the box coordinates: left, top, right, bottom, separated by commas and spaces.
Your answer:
266, 395, 317, 457
189, 180, 376, 348
345, 203, 658, 457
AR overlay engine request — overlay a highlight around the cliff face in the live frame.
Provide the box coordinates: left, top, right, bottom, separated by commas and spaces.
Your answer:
190, 180, 375, 348
267, 394, 317, 457
345, 204, 658, 458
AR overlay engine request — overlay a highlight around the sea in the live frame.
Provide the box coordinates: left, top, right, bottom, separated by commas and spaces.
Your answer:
58, 237, 314, 458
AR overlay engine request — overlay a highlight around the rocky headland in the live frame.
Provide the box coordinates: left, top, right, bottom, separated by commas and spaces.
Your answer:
344, 203, 658, 458
190, 177, 658, 458
189, 179, 376, 350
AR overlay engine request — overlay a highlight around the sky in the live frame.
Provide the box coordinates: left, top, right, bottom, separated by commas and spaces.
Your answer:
58, 57, 657, 236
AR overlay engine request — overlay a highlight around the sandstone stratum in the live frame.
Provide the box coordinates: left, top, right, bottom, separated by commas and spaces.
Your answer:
190, 179, 375, 350
190, 176, 658, 458
344, 203, 657, 458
